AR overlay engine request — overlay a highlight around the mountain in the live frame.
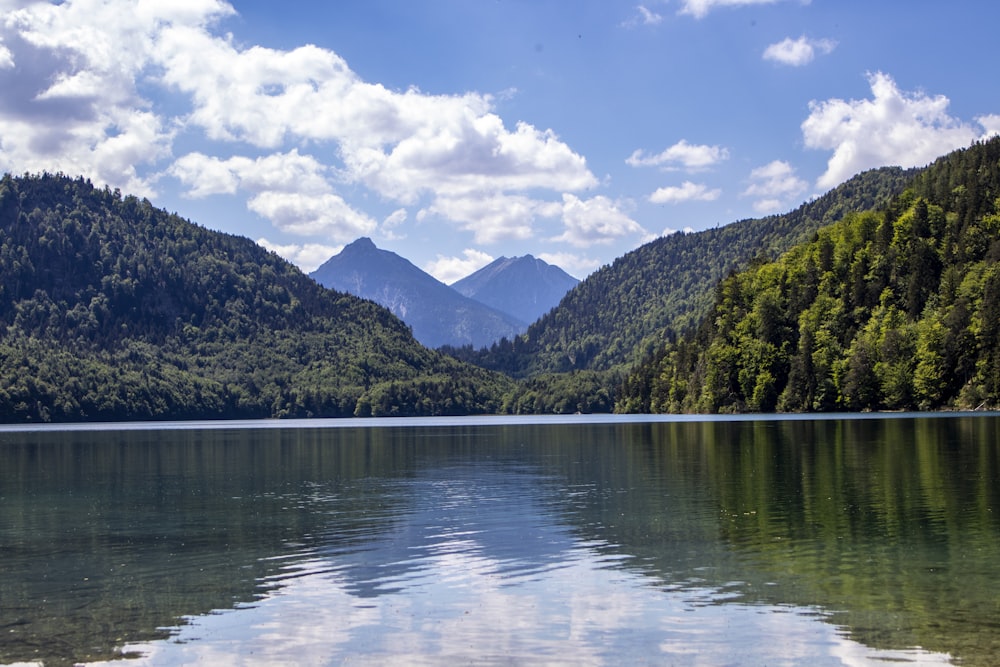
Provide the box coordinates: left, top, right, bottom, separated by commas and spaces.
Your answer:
455, 166, 918, 379
451, 255, 579, 324
310, 238, 526, 349
0, 173, 513, 422
617, 137, 1000, 413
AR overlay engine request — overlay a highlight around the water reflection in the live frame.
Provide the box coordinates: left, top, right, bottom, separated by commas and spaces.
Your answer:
0, 416, 998, 665
97, 545, 952, 666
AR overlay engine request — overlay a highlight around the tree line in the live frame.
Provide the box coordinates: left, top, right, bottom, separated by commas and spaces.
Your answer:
617, 138, 1000, 413
0, 173, 513, 421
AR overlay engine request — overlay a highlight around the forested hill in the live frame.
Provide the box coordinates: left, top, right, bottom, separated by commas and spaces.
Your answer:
617, 137, 1000, 413
458, 166, 916, 378
0, 173, 512, 422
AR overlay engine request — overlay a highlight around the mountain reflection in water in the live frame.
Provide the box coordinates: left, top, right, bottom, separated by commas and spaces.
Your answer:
0, 415, 997, 665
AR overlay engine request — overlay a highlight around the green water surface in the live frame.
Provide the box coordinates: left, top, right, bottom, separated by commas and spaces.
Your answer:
0, 415, 997, 665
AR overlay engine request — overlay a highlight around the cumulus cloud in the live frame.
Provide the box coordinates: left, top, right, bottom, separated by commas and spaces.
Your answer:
169, 150, 331, 198
537, 251, 598, 279
257, 238, 343, 273
424, 248, 495, 284
803, 71, 997, 189
679, 0, 802, 20
763, 36, 836, 66
421, 191, 642, 251
152, 24, 596, 204
0, 0, 599, 255
978, 114, 1000, 138
743, 160, 807, 213
359, 119, 597, 204
247, 191, 377, 239
552, 194, 646, 247
626, 140, 729, 171
638, 5, 664, 25
169, 150, 376, 240
0, 40, 14, 69
420, 194, 557, 244
381, 208, 408, 240
649, 181, 721, 204
623, 5, 664, 27
0, 0, 232, 196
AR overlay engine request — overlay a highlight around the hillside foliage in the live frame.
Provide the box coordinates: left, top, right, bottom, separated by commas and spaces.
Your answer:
3, 138, 997, 422
0, 173, 513, 422
617, 138, 1000, 413
455, 166, 916, 379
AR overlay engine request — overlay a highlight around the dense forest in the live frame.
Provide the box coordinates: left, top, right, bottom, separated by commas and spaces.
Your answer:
0, 173, 513, 421
449, 166, 916, 379
617, 138, 1000, 413
2, 138, 997, 422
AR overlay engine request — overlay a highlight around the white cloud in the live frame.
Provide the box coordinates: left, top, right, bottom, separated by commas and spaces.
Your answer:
424, 249, 495, 284
552, 194, 646, 247
743, 160, 807, 213
0, 40, 14, 69
638, 5, 664, 25
168, 153, 241, 197
649, 181, 721, 204
751, 198, 784, 214
803, 71, 995, 189
381, 208, 408, 240
978, 114, 1000, 138
763, 36, 836, 66
356, 118, 597, 204
662, 226, 696, 236
623, 5, 664, 27
0, 0, 232, 196
257, 238, 343, 273
169, 150, 331, 198
247, 191, 377, 240
421, 193, 560, 244
169, 149, 376, 240
626, 140, 729, 171
0, 0, 598, 249
383, 208, 408, 228
537, 251, 599, 279
0, 109, 172, 198
153, 25, 597, 204
679, 0, 803, 20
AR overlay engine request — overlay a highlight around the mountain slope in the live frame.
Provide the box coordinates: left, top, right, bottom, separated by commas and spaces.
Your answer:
310, 238, 526, 349
0, 173, 513, 422
617, 137, 1000, 413
460, 166, 917, 378
451, 255, 579, 324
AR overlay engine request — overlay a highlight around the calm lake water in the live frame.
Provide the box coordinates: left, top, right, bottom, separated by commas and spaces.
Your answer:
1, 414, 998, 666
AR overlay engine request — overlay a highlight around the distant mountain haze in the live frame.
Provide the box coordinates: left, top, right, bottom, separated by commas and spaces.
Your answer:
310, 238, 528, 349
451, 255, 579, 325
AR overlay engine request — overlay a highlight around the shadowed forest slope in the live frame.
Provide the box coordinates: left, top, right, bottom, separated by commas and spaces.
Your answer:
0, 173, 512, 421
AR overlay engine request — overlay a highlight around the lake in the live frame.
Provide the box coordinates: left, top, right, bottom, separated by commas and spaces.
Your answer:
1, 414, 998, 666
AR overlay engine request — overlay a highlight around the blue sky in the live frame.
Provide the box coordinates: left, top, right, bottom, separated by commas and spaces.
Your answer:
1, 1, 998, 281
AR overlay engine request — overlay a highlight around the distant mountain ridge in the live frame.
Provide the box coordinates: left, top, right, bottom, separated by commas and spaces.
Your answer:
310, 238, 527, 349
451, 255, 579, 325
454, 165, 919, 378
